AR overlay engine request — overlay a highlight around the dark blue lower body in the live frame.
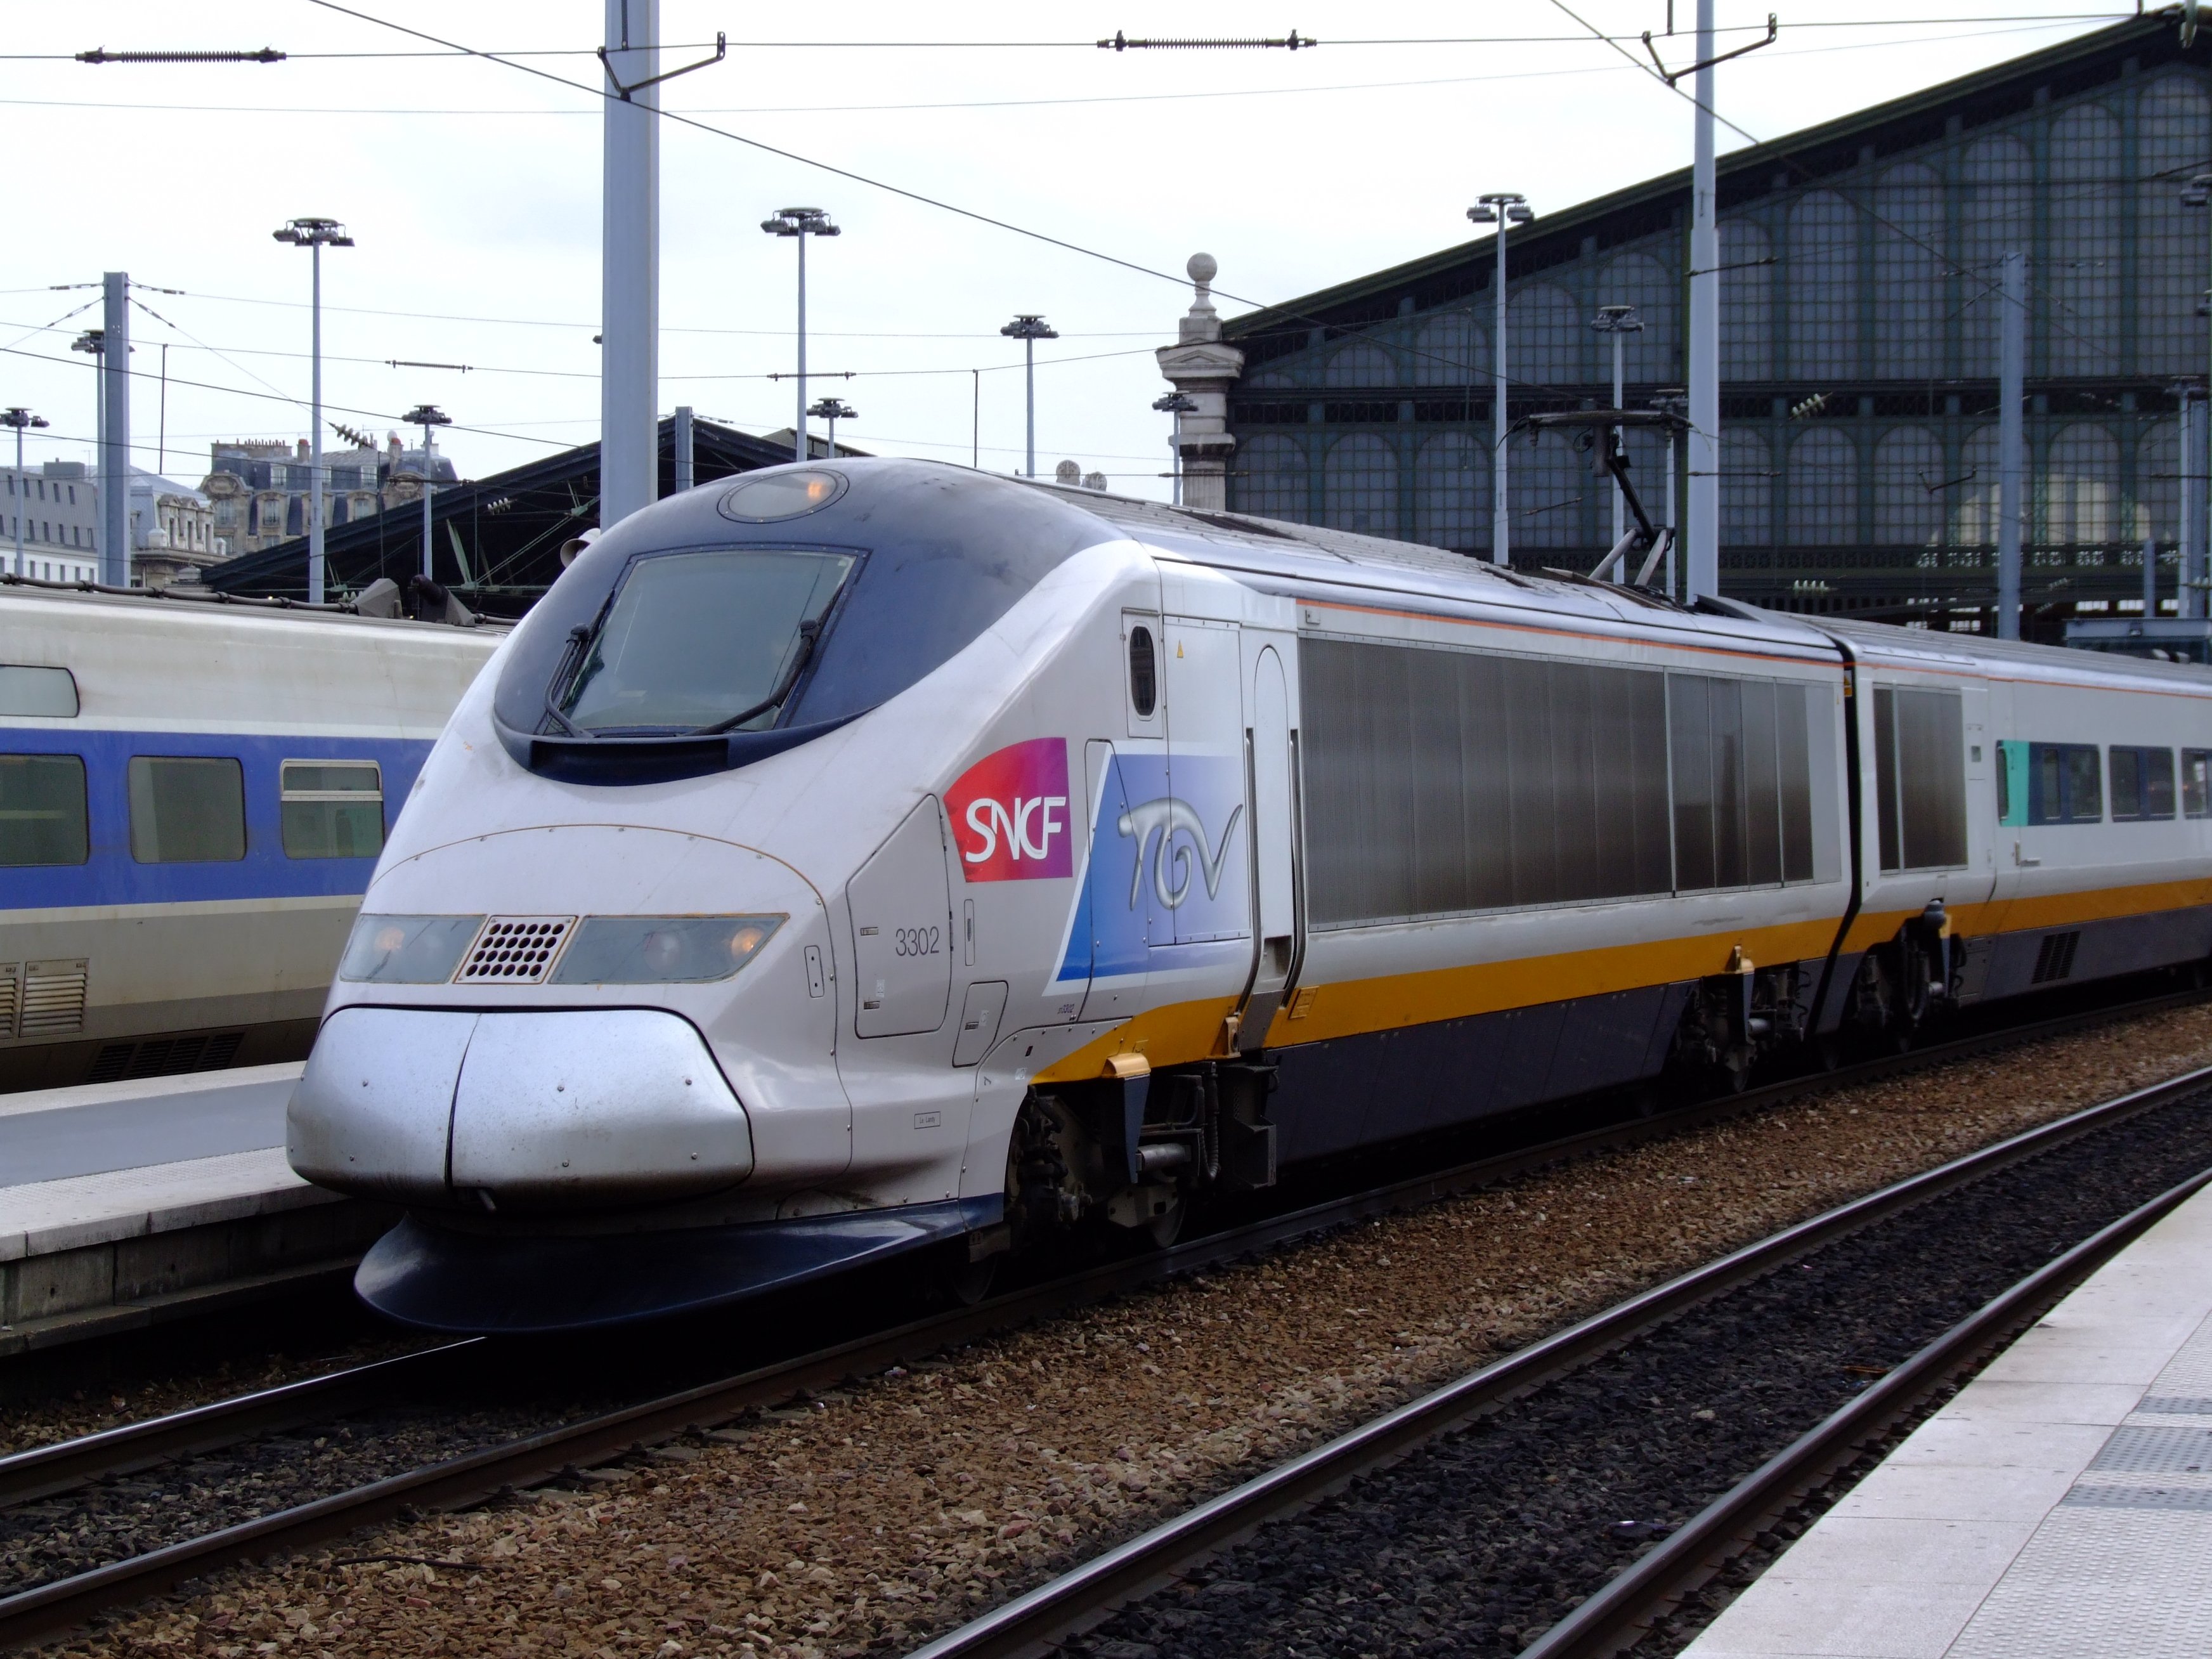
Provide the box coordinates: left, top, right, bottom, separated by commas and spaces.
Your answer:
353, 1196, 1002, 1333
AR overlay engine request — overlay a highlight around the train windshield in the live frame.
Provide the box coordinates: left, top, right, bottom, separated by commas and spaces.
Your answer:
557, 548, 855, 734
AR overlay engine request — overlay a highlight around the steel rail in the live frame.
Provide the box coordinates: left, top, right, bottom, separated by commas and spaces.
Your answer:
899, 1063, 2212, 1659
1518, 1163, 2212, 1659
0, 1343, 480, 1511
0, 992, 2201, 1649
5, 979, 2185, 1520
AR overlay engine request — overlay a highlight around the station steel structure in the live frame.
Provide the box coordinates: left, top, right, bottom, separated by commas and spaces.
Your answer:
1216, 16, 2212, 636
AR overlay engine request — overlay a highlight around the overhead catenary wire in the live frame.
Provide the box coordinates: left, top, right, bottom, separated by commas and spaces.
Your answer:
0, 17, 2136, 60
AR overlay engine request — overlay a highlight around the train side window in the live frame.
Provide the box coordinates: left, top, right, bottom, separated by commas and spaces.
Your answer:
0, 753, 89, 866
2026, 742, 2102, 825
1128, 625, 1157, 719
1871, 684, 1967, 871
1997, 739, 2029, 826
280, 760, 385, 859
0, 665, 79, 718
2185, 749, 2212, 818
127, 756, 247, 862
2110, 747, 2176, 822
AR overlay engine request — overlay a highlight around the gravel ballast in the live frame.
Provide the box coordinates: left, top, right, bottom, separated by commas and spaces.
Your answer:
30, 1001, 2212, 1659
1081, 1085, 2212, 1659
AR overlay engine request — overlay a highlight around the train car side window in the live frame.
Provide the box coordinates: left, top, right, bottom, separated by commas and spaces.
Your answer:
1870, 685, 1966, 872
2109, 747, 2176, 823
280, 760, 385, 859
127, 757, 247, 863
1128, 625, 1157, 718
2184, 749, 2212, 819
0, 665, 78, 718
0, 753, 89, 865
2026, 742, 2102, 825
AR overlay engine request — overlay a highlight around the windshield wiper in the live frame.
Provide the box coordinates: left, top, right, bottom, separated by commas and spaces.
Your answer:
541, 625, 592, 738
689, 619, 821, 737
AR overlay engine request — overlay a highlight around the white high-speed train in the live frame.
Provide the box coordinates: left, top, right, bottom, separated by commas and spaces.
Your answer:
287, 458, 2212, 1332
0, 582, 497, 1093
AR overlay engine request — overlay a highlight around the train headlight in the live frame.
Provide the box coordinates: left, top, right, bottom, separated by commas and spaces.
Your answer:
549, 915, 785, 985
338, 914, 485, 983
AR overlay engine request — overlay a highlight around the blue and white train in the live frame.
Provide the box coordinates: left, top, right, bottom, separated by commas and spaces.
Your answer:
0, 582, 498, 1093
283, 458, 2212, 1332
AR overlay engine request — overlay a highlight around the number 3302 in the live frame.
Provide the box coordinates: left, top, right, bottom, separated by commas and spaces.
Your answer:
894, 925, 942, 957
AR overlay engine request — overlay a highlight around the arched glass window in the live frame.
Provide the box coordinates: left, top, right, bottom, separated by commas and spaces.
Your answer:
1233, 433, 1308, 523
1788, 192, 1857, 381
1595, 252, 1677, 384
1721, 219, 1773, 381
1873, 166, 1943, 379
1873, 427, 1944, 549
1410, 309, 1487, 387
2135, 420, 2181, 547
1787, 428, 1857, 545
2138, 76, 2211, 377
1324, 342, 1394, 389
1507, 284, 1585, 393
1323, 434, 1398, 537
1511, 427, 1591, 550
1960, 134, 2033, 377
2050, 105, 2122, 377
1721, 429, 1773, 547
1414, 433, 1490, 552
1952, 425, 2003, 552
2045, 424, 2119, 549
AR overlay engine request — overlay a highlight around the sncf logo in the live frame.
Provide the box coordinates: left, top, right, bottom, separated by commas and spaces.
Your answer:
947, 737, 1072, 882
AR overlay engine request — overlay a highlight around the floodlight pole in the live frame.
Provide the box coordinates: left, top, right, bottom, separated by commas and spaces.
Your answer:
403, 404, 452, 584
1001, 315, 1059, 478
273, 218, 355, 604
3, 407, 49, 578
762, 209, 840, 463
1469, 194, 1530, 566
809, 396, 856, 457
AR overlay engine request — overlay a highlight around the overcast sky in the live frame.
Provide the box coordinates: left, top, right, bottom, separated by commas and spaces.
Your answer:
1, 3, 2145, 504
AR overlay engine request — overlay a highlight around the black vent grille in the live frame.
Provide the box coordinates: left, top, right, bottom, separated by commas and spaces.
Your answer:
2032, 931, 2081, 985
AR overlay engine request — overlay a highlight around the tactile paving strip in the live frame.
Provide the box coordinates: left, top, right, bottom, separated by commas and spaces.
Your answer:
1948, 1310, 2212, 1653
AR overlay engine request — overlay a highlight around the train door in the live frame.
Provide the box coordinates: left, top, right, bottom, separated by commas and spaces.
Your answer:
1237, 630, 1301, 1050
1159, 616, 1252, 950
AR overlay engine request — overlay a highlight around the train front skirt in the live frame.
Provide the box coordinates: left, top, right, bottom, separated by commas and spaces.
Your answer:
352, 1197, 1003, 1332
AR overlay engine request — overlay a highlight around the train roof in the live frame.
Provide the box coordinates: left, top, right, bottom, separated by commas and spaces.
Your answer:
0, 573, 505, 639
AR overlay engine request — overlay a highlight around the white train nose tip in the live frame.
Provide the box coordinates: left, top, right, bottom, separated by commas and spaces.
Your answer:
288, 1006, 751, 1210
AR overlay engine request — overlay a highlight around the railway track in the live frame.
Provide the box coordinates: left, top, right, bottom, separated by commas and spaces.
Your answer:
908, 1072, 2212, 1659
0, 986, 2205, 1651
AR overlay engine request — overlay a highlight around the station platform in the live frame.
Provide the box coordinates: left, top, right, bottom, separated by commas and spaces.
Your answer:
0, 1065, 387, 1356
1681, 1180, 2212, 1658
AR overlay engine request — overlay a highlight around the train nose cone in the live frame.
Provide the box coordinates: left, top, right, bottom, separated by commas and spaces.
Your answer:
288, 1006, 752, 1211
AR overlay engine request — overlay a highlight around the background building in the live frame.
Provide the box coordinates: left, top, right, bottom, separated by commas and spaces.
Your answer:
127, 469, 218, 588
2, 461, 99, 582
202, 434, 441, 557
1211, 15, 2211, 639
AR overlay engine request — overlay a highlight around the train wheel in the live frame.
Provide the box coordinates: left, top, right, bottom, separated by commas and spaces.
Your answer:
1145, 1196, 1188, 1250
942, 1251, 999, 1308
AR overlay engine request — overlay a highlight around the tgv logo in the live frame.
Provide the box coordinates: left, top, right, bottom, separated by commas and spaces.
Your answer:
947, 738, 1074, 882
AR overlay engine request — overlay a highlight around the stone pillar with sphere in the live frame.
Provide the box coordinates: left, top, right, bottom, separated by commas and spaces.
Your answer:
1155, 254, 1245, 512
